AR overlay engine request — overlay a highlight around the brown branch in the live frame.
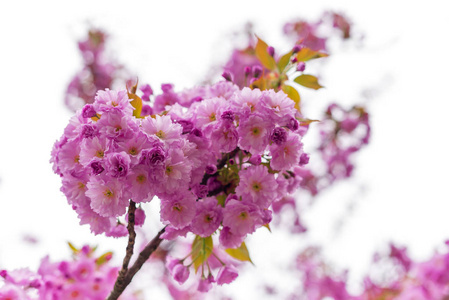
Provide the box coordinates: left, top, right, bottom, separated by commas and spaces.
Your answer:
201, 147, 240, 185
106, 222, 166, 300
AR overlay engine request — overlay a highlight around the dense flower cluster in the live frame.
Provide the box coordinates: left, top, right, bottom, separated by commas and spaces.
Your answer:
52, 77, 310, 287
0, 245, 138, 300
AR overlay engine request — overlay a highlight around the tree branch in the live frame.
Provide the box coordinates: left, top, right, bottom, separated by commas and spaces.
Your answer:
107, 201, 166, 300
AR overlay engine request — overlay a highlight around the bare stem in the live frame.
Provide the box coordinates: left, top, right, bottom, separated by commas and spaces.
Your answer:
106, 200, 166, 300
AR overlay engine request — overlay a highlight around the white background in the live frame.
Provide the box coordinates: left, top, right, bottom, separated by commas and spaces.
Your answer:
0, 0, 448, 298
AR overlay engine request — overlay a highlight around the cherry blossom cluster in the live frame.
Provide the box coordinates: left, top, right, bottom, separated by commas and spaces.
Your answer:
0, 245, 138, 300
281, 242, 449, 300
51, 77, 310, 286
283, 11, 352, 51
65, 29, 131, 111
298, 103, 370, 198
224, 11, 352, 89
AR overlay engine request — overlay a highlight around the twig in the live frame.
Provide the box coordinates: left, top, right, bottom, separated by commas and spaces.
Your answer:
107, 200, 166, 300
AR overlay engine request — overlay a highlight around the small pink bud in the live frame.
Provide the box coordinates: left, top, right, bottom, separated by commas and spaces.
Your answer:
222, 71, 233, 82
248, 155, 261, 165
267, 46, 275, 57
205, 164, 218, 175
296, 62, 306, 72
82, 104, 97, 118
244, 66, 252, 77
292, 44, 303, 54
252, 66, 263, 78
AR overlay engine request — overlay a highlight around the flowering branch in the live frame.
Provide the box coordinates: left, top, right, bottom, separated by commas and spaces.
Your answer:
107, 201, 166, 300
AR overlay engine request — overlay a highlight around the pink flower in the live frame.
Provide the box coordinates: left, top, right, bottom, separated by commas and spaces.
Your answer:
210, 122, 239, 153
72, 258, 94, 282
230, 87, 263, 117
105, 151, 131, 178
57, 139, 83, 174
93, 89, 133, 114
126, 165, 154, 203
115, 131, 153, 165
216, 265, 239, 285
260, 89, 296, 123
219, 226, 245, 249
141, 115, 182, 145
158, 148, 192, 194
235, 165, 279, 207
222, 199, 263, 236
194, 97, 227, 135
0, 284, 28, 300
77, 205, 115, 235
97, 109, 138, 140
237, 114, 272, 154
269, 133, 304, 171
86, 175, 129, 217
160, 192, 196, 229
79, 136, 110, 167
190, 197, 223, 237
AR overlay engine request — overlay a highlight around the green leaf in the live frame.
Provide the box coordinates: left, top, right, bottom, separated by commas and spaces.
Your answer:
225, 242, 253, 264
277, 50, 293, 73
68, 242, 79, 254
294, 74, 324, 90
191, 235, 213, 273
282, 84, 301, 111
216, 194, 226, 207
255, 35, 276, 71
296, 47, 328, 62
95, 251, 113, 266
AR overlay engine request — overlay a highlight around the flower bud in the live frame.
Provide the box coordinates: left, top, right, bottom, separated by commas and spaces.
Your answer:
244, 66, 252, 77
205, 164, 218, 175
292, 44, 303, 54
252, 66, 263, 78
82, 104, 97, 118
296, 61, 306, 72
222, 71, 233, 82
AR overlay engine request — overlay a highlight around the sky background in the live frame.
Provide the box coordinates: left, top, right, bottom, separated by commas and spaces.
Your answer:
0, 0, 448, 298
